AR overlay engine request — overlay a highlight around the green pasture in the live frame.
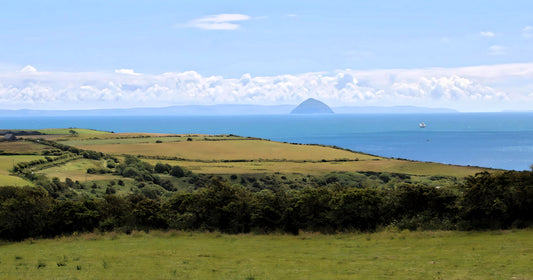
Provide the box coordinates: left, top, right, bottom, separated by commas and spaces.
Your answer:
0, 230, 531, 280
145, 158, 491, 177
36, 159, 120, 182
0, 175, 32, 187
0, 155, 45, 186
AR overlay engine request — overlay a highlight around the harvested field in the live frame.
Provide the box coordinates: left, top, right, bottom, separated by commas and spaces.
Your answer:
0, 141, 53, 154
76, 140, 377, 161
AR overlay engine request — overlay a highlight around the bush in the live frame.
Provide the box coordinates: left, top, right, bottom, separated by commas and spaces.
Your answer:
154, 163, 172, 174
170, 166, 185, 178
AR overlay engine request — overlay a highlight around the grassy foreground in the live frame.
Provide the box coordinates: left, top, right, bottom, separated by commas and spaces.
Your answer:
1, 230, 532, 280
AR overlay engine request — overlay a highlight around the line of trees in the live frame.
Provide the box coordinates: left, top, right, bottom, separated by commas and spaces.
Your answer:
1, 171, 532, 241
26, 138, 106, 160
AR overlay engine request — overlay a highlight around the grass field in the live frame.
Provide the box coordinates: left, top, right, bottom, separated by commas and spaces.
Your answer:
68, 137, 493, 177
0, 155, 45, 186
36, 159, 122, 182
77, 140, 379, 161
9, 130, 495, 180
145, 157, 490, 177
0, 230, 531, 280
0, 141, 52, 154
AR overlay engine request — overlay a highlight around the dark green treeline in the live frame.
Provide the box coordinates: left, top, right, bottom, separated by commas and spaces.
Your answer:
1, 171, 532, 241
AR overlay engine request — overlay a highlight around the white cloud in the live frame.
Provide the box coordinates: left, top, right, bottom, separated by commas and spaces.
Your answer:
183, 14, 252, 30
480, 31, 495, 37
523, 26, 533, 38
115, 69, 140, 75
19, 65, 37, 73
488, 45, 507, 56
1, 63, 533, 111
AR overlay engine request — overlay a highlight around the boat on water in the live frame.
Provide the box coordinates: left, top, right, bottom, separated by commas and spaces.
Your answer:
419, 122, 426, 128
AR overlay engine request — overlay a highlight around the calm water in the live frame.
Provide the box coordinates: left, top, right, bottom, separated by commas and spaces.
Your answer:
2, 113, 533, 170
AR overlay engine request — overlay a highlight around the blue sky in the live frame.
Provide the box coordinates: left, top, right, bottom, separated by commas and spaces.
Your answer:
1, 0, 533, 111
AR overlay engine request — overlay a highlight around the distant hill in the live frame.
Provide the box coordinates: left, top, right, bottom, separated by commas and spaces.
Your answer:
291, 98, 334, 114
0, 104, 461, 116
0, 105, 294, 116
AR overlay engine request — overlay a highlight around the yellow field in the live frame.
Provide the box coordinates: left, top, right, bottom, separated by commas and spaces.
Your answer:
77, 140, 378, 161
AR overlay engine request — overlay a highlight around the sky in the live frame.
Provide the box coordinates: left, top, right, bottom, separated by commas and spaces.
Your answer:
1, 0, 532, 111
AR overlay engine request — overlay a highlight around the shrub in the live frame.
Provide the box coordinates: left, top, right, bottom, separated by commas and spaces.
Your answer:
170, 166, 185, 178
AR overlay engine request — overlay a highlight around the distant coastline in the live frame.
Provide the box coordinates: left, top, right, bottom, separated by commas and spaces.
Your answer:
0, 104, 458, 116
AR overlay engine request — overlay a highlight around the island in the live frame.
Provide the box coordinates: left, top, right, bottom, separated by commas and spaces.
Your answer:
291, 98, 334, 114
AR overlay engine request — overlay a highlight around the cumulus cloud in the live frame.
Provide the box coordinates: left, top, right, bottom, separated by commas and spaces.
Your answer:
183, 14, 252, 30
19, 65, 37, 72
488, 45, 507, 55
480, 31, 495, 37
1, 63, 533, 111
523, 26, 533, 38
115, 69, 140, 75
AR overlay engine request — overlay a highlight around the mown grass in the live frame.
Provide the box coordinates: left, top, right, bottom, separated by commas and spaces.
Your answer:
0, 155, 45, 186
76, 140, 378, 161
0, 230, 531, 279
0, 175, 32, 186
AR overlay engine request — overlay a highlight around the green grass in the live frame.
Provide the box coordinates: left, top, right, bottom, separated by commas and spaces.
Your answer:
0, 155, 45, 186
145, 158, 491, 177
0, 175, 32, 186
0, 230, 532, 279
36, 158, 122, 182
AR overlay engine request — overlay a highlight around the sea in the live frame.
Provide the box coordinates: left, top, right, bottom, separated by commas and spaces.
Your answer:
2, 113, 533, 171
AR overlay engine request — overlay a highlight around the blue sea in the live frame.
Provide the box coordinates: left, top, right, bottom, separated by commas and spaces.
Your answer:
2, 113, 533, 171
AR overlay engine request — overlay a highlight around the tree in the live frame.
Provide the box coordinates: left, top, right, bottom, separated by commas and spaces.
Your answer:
154, 163, 172, 174
170, 165, 185, 178
69, 129, 78, 136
